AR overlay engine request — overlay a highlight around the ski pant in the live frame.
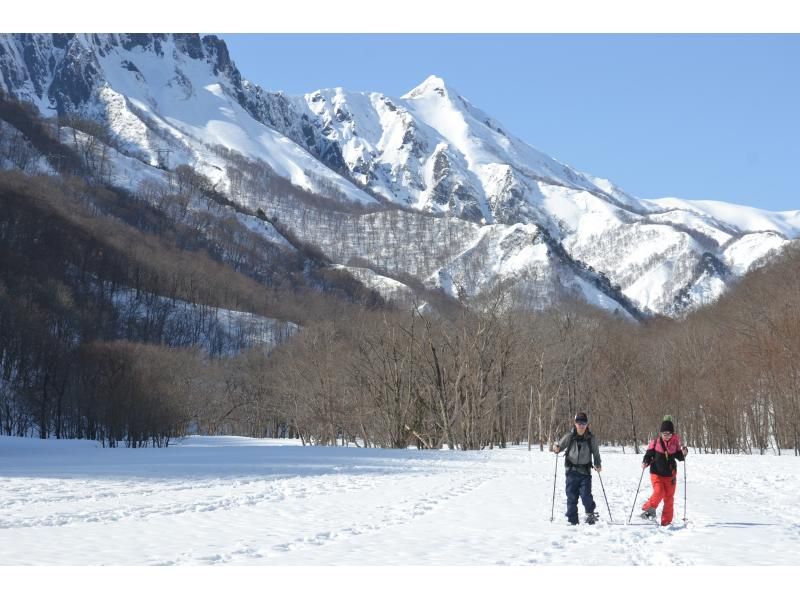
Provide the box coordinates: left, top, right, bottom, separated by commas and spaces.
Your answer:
565, 470, 596, 524
642, 473, 677, 526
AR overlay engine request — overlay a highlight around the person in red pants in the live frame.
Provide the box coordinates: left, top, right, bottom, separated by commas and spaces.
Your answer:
641, 415, 688, 526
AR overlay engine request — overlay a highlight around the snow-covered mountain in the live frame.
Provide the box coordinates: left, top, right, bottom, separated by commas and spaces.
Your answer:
2, 33, 798, 317
0, 33, 376, 205
288, 76, 800, 314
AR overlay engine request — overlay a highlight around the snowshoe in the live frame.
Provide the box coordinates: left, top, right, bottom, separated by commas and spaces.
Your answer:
585, 512, 598, 525
640, 507, 656, 520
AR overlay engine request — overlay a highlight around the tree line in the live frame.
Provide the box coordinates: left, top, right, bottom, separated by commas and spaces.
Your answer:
239, 247, 799, 455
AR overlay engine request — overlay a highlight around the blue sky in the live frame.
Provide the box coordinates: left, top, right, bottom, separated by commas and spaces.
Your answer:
221, 34, 799, 211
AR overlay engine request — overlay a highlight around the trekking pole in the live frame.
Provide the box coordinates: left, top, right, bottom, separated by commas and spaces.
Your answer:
627, 466, 646, 524
682, 458, 687, 523
596, 469, 613, 522
550, 451, 558, 522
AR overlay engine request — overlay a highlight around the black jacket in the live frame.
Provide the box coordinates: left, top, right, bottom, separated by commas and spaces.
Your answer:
642, 436, 685, 477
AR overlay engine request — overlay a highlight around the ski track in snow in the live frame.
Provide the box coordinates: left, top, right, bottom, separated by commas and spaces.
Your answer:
0, 437, 798, 565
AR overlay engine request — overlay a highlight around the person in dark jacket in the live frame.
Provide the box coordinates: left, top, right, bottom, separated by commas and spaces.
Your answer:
640, 415, 688, 526
552, 411, 602, 525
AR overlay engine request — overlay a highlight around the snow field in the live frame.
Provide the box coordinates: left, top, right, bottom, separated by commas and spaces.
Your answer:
1, 436, 798, 567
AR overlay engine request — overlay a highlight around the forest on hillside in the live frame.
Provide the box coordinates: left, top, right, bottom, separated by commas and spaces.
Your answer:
1, 94, 798, 454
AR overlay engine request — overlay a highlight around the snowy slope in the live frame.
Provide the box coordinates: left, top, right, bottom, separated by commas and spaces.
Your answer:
647, 196, 800, 238
0, 120, 54, 174
111, 289, 298, 354
297, 76, 623, 225
1, 435, 798, 566
722, 232, 787, 276
0, 34, 378, 206
58, 125, 170, 189
334, 265, 416, 304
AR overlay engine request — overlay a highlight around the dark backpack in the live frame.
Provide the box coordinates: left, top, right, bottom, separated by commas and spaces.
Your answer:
564, 429, 591, 467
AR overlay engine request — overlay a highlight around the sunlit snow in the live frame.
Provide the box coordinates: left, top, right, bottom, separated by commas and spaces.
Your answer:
1, 435, 797, 566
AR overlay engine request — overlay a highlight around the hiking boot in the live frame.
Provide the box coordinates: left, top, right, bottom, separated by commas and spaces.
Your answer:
585, 512, 598, 525
640, 507, 656, 520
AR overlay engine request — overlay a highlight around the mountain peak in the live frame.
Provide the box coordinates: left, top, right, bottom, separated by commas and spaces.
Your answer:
402, 75, 451, 100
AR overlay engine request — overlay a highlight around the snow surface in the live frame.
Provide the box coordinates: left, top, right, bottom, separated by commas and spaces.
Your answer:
569, 277, 635, 319
1, 435, 797, 566
334, 265, 415, 302
722, 231, 787, 276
